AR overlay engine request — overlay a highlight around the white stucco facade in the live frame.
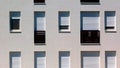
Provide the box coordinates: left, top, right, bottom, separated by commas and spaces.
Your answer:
0, 0, 120, 68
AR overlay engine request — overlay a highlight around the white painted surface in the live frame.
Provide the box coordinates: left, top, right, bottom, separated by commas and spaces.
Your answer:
0, 0, 119, 68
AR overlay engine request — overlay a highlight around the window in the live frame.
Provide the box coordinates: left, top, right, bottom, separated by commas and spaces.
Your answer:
59, 12, 70, 32
81, 11, 100, 44
81, 0, 99, 3
105, 51, 116, 68
34, 52, 46, 68
105, 11, 116, 31
34, 12, 46, 44
10, 12, 21, 32
34, 0, 45, 4
81, 51, 100, 68
10, 52, 21, 68
59, 51, 70, 68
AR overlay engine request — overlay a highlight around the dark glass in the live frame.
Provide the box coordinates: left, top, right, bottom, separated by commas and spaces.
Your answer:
105, 27, 114, 29
81, 30, 100, 43
11, 19, 20, 30
34, 31, 45, 43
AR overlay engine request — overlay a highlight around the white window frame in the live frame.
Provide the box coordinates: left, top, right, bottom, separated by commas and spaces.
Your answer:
81, 11, 100, 31
59, 51, 70, 68
105, 51, 116, 68
34, 12, 46, 31
81, 51, 100, 68
59, 11, 70, 32
10, 52, 21, 68
10, 12, 21, 33
34, 51, 46, 68
105, 11, 116, 32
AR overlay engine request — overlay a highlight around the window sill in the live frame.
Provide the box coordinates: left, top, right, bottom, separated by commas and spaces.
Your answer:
10, 30, 21, 33
105, 28, 117, 33
59, 30, 71, 33
105, 30, 117, 33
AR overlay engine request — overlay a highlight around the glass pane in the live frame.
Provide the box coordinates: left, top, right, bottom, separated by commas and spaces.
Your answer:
11, 19, 20, 30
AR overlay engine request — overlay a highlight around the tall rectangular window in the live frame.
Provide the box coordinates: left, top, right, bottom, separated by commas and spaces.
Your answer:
59, 51, 70, 68
59, 12, 70, 32
81, 11, 100, 43
34, 52, 46, 68
81, 51, 100, 68
10, 12, 21, 32
105, 51, 116, 68
105, 11, 116, 31
10, 52, 21, 68
34, 12, 46, 44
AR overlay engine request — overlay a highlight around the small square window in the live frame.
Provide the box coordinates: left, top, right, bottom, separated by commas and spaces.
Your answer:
10, 12, 21, 33
34, 0, 45, 5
